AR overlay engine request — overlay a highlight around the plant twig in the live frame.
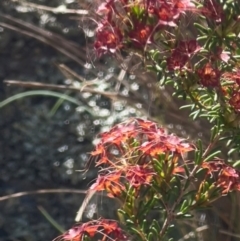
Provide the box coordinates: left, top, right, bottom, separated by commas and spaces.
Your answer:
0, 20, 86, 66
10, 0, 88, 15
0, 189, 87, 202
3, 80, 144, 105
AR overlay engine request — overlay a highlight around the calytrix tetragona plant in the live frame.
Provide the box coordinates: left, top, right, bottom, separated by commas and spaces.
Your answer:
54, 0, 240, 241
56, 118, 240, 241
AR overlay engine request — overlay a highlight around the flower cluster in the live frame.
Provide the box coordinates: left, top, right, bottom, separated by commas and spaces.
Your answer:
91, 0, 240, 126
167, 39, 201, 71
222, 69, 240, 113
202, 159, 240, 194
89, 118, 193, 198
93, 0, 197, 55
55, 219, 126, 241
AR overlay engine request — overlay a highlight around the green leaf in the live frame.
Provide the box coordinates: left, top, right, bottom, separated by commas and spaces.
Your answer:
202, 181, 210, 193
147, 232, 154, 241
197, 35, 208, 41
180, 104, 194, 110
151, 50, 161, 61
194, 23, 211, 34
190, 109, 201, 120
204, 150, 222, 161
141, 219, 148, 232
0, 90, 81, 109
118, 209, 130, 221
167, 185, 182, 205
158, 72, 167, 86
182, 214, 193, 219
233, 160, 240, 167
137, 195, 157, 218
126, 219, 135, 225
176, 212, 193, 219
182, 190, 197, 201
152, 219, 161, 233
160, 60, 167, 68
130, 227, 146, 240
228, 148, 237, 155
195, 139, 203, 165
150, 226, 159, 237
180, 199, 189, 213
210, 125, 219, 142
38, 206, 65, 233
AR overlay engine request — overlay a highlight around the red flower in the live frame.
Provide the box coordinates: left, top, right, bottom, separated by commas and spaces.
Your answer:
217, 166, 240, 193
202, 160, 240, 194
140, 141, 168, 157
216, 47, 230, 63
147, 0, 196, 27
91, 144, 105, 156
59, 219, 126, 241
90, 172, 125, 197
135, 118, 159, 132
167, 50, 189, 71
129, 22, 153, 48
96, 0, 114, 20
176, 40, 201, 56
126, 165, 155, 188
197, 63, 221, 87
156, 3, 179, 26
202, 160, 226, 175
139, 134, 193, 157
100, 219, 127, 240
99, 118, 166, 145
223, 70, 240, 86
173, 166, 185, 173
167, 40, 200, 71
94, 24, 123, 56
101, 125, 134, 144
148, 0, 195, 26
164, 134, 194, 153
173, 0, 196, 13
60, 223, 98, 241
229, 91, 240, 112
91, 144, 113, 167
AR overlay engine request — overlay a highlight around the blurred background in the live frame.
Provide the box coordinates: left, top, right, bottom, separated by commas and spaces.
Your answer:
0, 1, 239, 241
0, 0, 148, 240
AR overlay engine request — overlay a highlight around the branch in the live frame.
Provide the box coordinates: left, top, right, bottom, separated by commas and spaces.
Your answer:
10, 0, 89, 15
3, 80, 143, 104
0, 189, 87, 202
0, 14, 87, 65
